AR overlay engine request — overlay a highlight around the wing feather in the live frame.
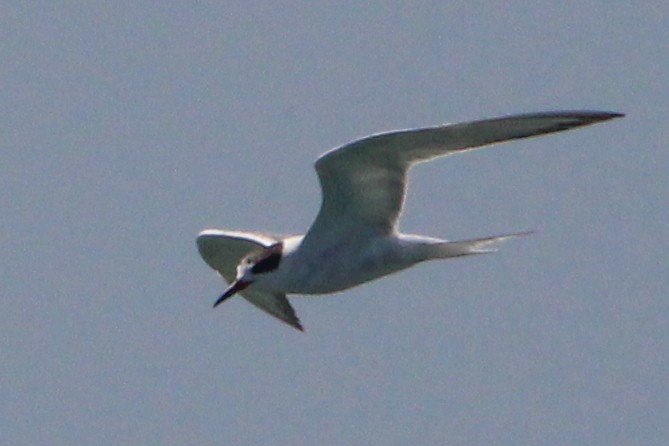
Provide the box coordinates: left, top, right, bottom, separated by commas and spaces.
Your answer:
303, 111, 623, 248
197, 229, 278, 281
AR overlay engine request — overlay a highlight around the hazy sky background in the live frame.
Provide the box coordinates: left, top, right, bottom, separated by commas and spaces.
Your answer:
2, 1, 667, 445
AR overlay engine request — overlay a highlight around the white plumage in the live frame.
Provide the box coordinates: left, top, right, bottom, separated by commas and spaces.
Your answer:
198, 110, 623, 331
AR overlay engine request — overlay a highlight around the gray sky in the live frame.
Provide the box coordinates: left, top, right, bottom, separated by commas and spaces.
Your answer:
2, 1, 667, 445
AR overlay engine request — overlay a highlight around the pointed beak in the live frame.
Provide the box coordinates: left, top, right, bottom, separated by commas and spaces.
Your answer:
213, 279, 251, 308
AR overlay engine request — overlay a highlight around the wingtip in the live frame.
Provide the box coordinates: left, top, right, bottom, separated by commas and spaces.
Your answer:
597, 111, 625, 120
290, 318, 305, 332
539, 110, 625, 124
275, 316, 304, 332
567, 110, 625, 124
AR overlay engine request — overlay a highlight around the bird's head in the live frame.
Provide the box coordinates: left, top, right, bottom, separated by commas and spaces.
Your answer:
213, 242, 283, 307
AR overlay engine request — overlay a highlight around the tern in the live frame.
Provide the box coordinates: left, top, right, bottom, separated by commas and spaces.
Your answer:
197, 110, 623, 331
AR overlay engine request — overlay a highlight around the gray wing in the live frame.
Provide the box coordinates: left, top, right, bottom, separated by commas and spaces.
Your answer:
302, 111, 623, 247
197, 229, 278, 282
240, 291, 303, 331
197, 229, 303, 331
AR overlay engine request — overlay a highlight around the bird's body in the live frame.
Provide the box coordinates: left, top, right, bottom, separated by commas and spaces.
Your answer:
197, 111, 623, 330
250, 233, 425, 295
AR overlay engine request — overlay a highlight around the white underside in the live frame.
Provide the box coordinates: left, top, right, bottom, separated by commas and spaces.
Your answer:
250, 231, 527, 295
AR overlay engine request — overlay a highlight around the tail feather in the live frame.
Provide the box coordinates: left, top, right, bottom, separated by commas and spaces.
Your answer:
428, 230, 534, 259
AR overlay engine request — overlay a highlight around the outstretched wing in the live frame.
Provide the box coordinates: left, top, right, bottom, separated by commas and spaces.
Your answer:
237, 290, 303, 331
197, 229, 278, 282
301, 111, 623, 250
197, 229, 303, 331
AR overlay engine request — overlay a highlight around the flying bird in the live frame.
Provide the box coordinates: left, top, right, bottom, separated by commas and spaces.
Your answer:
197, 111, 623, 331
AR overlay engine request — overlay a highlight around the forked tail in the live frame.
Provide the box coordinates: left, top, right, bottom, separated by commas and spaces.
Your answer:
426, 230, 534, 259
